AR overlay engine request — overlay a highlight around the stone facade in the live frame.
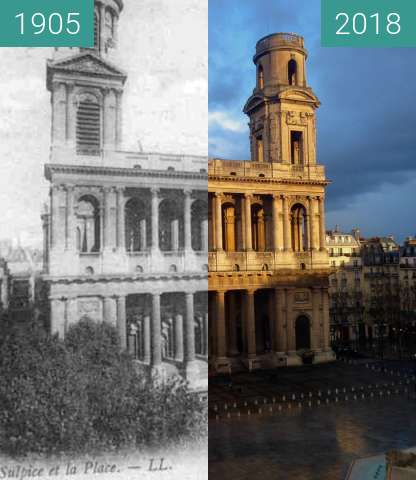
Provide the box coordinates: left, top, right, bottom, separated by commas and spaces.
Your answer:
208, 33, 334, 373
42, 0, 208, 389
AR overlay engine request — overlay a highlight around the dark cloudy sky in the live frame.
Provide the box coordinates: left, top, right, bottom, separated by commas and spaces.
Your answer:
209, 0, 416, 242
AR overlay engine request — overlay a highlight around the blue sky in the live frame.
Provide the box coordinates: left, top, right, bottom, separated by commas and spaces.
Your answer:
209, 0, 416, 242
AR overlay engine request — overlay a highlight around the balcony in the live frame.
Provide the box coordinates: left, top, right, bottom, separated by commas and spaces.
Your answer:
49, 147, 208, 174
208, 159, 326, 182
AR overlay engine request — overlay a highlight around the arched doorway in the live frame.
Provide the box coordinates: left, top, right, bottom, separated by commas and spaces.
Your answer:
295, 315, 311, 350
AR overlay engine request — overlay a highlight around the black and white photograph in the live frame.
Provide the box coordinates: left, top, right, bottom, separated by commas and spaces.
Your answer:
0, 1, 208, 478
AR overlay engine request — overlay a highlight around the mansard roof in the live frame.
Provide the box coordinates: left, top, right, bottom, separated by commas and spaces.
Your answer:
47, 51, 127, 90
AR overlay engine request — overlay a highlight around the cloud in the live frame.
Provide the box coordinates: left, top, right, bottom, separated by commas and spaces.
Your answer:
209, 110, 247, 134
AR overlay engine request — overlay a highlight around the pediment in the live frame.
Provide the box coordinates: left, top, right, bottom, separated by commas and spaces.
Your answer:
279, 87, 320, 106
48, 52, 127, 81
243, 94, 265, 114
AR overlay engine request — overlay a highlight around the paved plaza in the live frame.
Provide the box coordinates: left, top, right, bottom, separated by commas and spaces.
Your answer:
209, 362, 416, 479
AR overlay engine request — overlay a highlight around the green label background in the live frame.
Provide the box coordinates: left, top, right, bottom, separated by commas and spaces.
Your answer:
322, 0, 416, 47
0, 0, 94, 47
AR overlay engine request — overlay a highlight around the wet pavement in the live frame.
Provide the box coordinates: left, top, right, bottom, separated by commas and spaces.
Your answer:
209, 396, 416, 480
209, 362, 416, 480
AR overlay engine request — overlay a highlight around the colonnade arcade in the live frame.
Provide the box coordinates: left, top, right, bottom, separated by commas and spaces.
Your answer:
208, 192, 326, 253
208, 287, 331, 363
51, 289, 207, 370
51, 184, 208, 254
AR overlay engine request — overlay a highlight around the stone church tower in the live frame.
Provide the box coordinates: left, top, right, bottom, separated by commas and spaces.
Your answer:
42, 0, 208, 388
208, 33, 334, 372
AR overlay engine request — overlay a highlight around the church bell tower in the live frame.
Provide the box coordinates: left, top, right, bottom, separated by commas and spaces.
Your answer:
46, 0, 127, 163
243, 33, 320, 165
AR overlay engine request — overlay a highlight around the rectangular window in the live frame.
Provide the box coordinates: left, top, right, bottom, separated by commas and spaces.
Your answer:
290, 131, 303, 165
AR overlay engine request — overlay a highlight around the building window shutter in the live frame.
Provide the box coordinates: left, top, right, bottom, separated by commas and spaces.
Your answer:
76, 98, 101, 155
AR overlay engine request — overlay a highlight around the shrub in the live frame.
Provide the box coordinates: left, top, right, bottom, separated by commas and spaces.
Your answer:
0, 318, 206, 455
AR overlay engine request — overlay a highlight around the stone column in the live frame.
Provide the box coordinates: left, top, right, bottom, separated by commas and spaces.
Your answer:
275, 288, 287, 352
66, 185, 75, 250
308, 196, 317, 251
117, 187, 125, 251
151, 293, 162, 367
51, 185, 65, 250
228, 292, 238, 355
185, 292, 196, 363
322, 288, 331, 350
203, 312, 208, 356
51, 82, 66, 146
117, 295, 127, 349
201, 218, 208, 252
104, 296, 117, 326
143, 315, 151, 363
311, 287, 321, 350
115, 89, 123, 149
318, 196, 326, 251
103, 187, 111, 249
174, 314, 184, 361
216, 291, 227, 358
151, 188, 160, 253
99, 3, 106, 54
272, 194, 281, 251
245, 289, 256, 357
286, 288, 295, 352
244, 194, 253, 251
66, 83, 76, 146
215, 193, 223, 251
282, 196, 291, 251
184, 190, 192, 252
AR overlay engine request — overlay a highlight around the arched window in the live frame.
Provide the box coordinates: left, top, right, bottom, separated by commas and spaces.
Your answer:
76, 195, 100, 253
258, 65, 264, 89
291, 203, 308, 252
159, 199, 184, 252
76, 94, 101, 155
288, 59, 298, 85
191, 199, 208, 251
221, 203, 236, 252
125, 198, 149, 252
252, 204, 266, 252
